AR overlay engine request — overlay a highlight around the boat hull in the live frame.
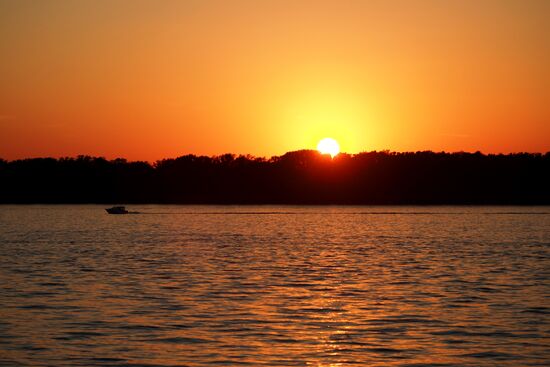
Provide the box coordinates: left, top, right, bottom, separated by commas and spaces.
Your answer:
106, 207, 129, 214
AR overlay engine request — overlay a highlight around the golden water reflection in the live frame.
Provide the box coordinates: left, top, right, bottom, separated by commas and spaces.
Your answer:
0, 205, 549, 366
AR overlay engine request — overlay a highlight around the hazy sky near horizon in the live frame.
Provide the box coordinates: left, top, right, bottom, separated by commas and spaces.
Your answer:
1, 0, 549, 161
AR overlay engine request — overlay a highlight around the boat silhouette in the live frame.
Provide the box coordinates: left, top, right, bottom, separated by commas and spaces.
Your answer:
105, 206, 129, 214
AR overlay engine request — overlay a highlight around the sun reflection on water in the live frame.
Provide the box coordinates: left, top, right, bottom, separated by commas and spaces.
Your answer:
0, 205, 549, 366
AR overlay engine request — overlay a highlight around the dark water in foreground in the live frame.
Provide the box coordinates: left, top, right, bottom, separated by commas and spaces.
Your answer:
0, 205, 549, 366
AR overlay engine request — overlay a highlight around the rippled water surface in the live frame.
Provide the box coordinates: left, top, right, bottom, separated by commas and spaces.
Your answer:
1, 205, 549, 366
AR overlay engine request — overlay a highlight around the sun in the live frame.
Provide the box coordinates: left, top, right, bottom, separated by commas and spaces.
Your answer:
317, 138, 340, 158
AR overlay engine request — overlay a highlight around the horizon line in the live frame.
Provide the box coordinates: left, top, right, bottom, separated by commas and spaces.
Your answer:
2, 148, 550, 164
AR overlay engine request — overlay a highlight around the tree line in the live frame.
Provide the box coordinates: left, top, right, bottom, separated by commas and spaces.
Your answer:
1, 150, 549, 204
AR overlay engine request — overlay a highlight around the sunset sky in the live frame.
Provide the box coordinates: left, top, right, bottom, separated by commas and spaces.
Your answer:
1, 0, 549, 161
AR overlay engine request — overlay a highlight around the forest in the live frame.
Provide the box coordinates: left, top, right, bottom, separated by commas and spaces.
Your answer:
1, 150, 549, 204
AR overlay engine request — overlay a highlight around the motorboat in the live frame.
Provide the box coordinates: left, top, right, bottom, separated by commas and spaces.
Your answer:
105, 206, 129, 214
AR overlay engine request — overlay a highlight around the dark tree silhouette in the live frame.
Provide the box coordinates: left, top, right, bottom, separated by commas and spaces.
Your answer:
1, 150, 549, 204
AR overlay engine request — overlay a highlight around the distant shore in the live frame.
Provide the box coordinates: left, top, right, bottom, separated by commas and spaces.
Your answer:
1, 150, 549, 205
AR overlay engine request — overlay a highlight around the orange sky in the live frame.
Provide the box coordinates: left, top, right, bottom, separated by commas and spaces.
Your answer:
1, 0, 549, 161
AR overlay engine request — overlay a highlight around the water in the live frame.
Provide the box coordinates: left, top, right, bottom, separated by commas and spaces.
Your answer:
0, 205, 549, 366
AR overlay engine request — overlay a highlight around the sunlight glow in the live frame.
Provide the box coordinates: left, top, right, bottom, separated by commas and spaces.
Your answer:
317, 138, 340, 158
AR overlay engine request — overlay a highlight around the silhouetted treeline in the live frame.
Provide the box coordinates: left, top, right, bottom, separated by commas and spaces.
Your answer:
1, 150, 549, 204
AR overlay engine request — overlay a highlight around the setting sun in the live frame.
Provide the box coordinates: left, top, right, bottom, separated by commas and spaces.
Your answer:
317, 138, 340, 158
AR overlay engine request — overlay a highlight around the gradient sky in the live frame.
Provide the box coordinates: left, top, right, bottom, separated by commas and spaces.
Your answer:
1, 0, 549, 161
